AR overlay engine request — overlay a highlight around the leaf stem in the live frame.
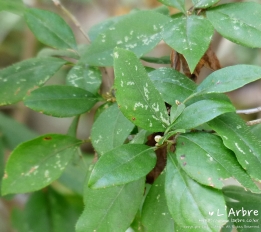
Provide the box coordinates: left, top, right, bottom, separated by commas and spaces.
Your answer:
246, 118, 261, 126
52, 0, 91, 43
236, 106, 261, 114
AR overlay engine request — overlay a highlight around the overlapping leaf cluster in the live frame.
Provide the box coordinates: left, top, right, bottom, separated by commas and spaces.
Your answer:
1, 0, 261, 231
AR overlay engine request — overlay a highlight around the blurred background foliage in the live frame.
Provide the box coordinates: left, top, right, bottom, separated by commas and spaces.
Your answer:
0, 0, 261, 231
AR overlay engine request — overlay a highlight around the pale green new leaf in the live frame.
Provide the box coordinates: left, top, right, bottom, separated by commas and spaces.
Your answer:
141, 171, 174, 232
163, 14, 214, 72
24, 85, 99, 117
197, 65, 261, 94
1, 134, 82, 195
158, 0, 185, 13
173, 99, 235, 129
206, 3, 261, 48
88, 144, 156, 188
114, 48, 170, 132
176, 132, 260, 192
66, 64, 102, 95
208, 113, 261, 181
76, 176, 145, 232
25, 8, 77, 50
165, 153, 228, 231
82, 11, 170, 66
0, 57, 66, 106
91, 104, 135, 155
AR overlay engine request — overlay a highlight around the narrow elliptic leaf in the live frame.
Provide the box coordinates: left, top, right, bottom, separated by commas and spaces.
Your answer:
170, 103, 185, 123
66, 64, 102, 94
141, 56, 171, 64
223, 186, 261, 231
76, 177, 145, 232
0, 0, 25, 15
173, 99, 235, 129
114, 48, 170, 132
149, 68, 196, 106
130, 129, 151, 145
197, 65, 261, 94
208, 113, 261, 181
251, 124, 261, 141
165, 153, 228, 231
206, 3, 261, 48
158, 0, 185, 13
1, 134, 81, 195
163, 15, 214, 72
192, 0, 219, 9
0, 57, 66, 106
24, 189, 82, 232
25, 8, 77, 50
141, 171, 174, 232
24, 85, 99, 117
88, 144, 156, 188
91, 104, 135, 155
176, 132, 260, 192
37, 48, 80, 60
82, 10, 170, 66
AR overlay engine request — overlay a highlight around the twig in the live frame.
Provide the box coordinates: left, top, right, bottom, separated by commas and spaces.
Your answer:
236, 106, 261, 114
246, 118, 261, 126
52, 0, 91, 43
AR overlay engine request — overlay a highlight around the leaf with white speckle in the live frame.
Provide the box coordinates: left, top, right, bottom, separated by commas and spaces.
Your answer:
206, 3, 261, 48
192, 0, 219, 9
0, 57, 66, 106
114, 48, 170, 132
91, 104, 135, 156
208, 113, 261, 181
163, 14, 214, 72
66, 63, 102, 94
176, 132, 260, 193
1, 134, 82, 195
82, 10, 170, 66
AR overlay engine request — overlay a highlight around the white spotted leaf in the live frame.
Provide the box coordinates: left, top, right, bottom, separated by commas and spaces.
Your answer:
25, 8, 77, 50
66, 64, 102, 95
208, 113, 261, 181
88, 144, 156, 188
91, 104, 135, 156
165, 152, 228, 230
206, 3, 261, 48
0, 57, 66, 106
176, 132, 260, 193
158, 0, 185, 13
192, 0, 220, 9
197, 65, 261, 94
82, 10, 170, 66
1, 134, 82, 195
24, 85, 100, 117
114, 48, 170, 132
163, 14, 214, 72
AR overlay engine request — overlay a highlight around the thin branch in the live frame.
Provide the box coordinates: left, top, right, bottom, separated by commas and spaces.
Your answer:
52, 0, 91, 43
246, 118, 261, 126
236, 106, 261, 115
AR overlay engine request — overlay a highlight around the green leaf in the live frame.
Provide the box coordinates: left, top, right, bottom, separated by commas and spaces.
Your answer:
141, 171, 174, 232
130, 129, 151, 144
24, 85, 99, 117
114, 48, 170, 132
173, 99, 235, 129
88, 144, 156, 188
66, 64, 102, 95
176, 132, 260, 192
141, 56, 171, 64
0, 0, 25, 15
165, 152, 228, 231
149, 68, 196, 106
1, 134, 81, 195
158, 0, 185, 13
206, 3, 261, 48
192, 0, 220, 9
0, 57, 66, 106
0, 112, 37, 149
24, 189, 82, 232
91, 104, 135, 155
0, 136, 4, 196
11, 208, 29, 232
37, 48, 80, 60
76, 176, 145, 232
208, 113, 261, 181
251, 124, 261, 141
163, 15, 214, 72
197, 65, 261, 94
170, 103, 185, 123
67, 116, 80, 137
82, 10, 170, 66
25, 8, 77, 50
223, 186, 261, 231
